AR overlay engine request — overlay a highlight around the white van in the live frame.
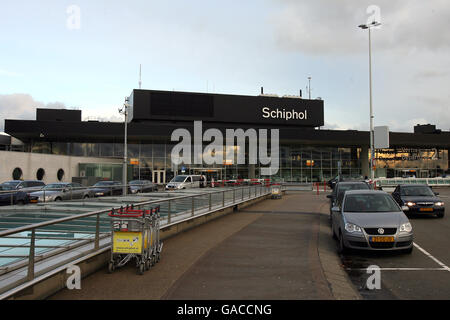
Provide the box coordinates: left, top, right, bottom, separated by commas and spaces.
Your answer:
165, 175, 204, 190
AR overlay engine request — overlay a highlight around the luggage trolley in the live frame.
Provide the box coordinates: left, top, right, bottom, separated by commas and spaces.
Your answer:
107, 204, 163, 275
271, 184, 282, 199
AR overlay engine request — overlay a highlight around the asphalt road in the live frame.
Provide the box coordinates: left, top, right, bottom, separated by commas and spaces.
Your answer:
50, 192, 346, 300
339, 188, 450, 300
48, 188, 450, 300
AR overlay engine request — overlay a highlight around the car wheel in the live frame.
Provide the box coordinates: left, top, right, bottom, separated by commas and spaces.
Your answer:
55, 197, 62, 201
16, 200, 25, 205
436, 212, 445, 218
338, 231, 349, 254
331, 220, 338, 240
83, 195, 89, 199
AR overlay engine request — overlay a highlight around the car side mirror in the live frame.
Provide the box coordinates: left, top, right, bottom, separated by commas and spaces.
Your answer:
434, 192, 439, 196
401, 206, 409, 211
331, 206, 340, 213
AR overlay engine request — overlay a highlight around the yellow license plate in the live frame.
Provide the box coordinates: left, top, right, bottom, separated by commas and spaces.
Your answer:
30, 200, 38, 203
370, 236, 394, 242
420, 208, 433, 212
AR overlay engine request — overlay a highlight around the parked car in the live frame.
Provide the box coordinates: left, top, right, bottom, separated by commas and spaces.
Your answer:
331, 190, 413, 254
0, 184, 30, 206
1, 180, 45, 192
129, 180, 158, 194
327, 181, 371, 217
90, 181, 129, 197
28, 182, 94, 203
391, 184, 445, 218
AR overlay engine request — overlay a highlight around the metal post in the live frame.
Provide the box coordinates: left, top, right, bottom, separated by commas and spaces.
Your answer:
43, 189, 46, 203
368, 26, 375, 181
222, 190, 225, 207
168, 200, 171, 224
242, 187, 244, 201
27, 229, 36, 281
191, 196, 195, 217
209, 193, 212, 211
233, 188, 235, 203
10, 192, 13, 206
94, 213, 100, 250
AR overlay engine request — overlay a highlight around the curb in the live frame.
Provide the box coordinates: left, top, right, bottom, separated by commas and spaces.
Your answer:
317, 213, 362, 300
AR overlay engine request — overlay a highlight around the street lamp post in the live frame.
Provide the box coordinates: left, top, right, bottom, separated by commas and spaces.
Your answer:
119, 98, 130, 195
359, 21, 381, 181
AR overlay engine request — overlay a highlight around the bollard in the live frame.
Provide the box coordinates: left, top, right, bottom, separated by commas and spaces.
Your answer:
316, 182, 319, 195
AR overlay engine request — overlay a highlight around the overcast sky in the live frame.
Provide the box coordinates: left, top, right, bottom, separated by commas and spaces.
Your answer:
1, 0, 449, 132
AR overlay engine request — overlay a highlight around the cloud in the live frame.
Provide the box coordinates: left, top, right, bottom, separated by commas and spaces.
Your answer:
270, 0, 450, 55
0, 68, 23, 77
0, 94, 66, 131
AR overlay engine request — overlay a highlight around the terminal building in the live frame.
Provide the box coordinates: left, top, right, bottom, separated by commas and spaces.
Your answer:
1, 89, 450, 184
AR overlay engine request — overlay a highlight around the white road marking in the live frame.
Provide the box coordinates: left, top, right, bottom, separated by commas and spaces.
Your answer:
346, 267, 447, 271
413, 242, 450, 271
345, 242, 450, 272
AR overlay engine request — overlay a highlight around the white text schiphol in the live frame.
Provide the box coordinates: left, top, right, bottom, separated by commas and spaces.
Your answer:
262, 107, 308, 121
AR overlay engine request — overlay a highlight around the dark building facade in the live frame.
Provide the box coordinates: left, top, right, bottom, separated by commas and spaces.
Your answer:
4, 89, 450, 183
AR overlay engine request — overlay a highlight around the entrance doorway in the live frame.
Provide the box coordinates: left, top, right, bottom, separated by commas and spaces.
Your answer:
153, 170, 166, 184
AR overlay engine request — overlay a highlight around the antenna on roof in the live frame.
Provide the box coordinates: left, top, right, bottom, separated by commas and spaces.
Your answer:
139, 64, 142, 89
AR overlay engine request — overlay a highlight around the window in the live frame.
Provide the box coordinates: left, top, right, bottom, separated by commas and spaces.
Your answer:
12, 167, 23, 180
57, 169, 65, 181
36, 168, 45, 181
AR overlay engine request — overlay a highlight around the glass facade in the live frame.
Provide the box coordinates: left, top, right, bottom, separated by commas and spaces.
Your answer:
10, 140, 449, 183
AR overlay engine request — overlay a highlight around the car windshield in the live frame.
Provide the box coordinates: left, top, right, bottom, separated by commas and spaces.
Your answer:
400, 186, 434, 197
172, 176, 187, 182
0, 184, 16, 191
344, 194, 401, 213
130, 180, 145, 185
1, 182, 20, 189
43, 184, 66, 190
94, 181, 113, 186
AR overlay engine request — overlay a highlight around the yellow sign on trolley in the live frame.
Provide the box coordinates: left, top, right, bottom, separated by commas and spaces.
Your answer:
112, 231, 143, 254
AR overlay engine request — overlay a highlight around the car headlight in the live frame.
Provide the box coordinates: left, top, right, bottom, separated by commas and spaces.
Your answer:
406, 201, 416, 207
345, 223, 362, 233
400, 222, 413, 233
435, 202, 444, 206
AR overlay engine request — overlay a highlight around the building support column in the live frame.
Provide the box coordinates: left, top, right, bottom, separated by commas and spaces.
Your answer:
248, 164, 256, 179
361, 146, 370, 178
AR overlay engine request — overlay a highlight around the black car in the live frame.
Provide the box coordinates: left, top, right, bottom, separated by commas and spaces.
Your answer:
129, 180, 158, 194
392, 184, 445, 218
90, 181, 128, 197
0, 185, 30, 206
1, 180, 46, 192
327, 181, 371, 216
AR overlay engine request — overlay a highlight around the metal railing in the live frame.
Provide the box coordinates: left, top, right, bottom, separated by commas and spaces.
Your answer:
374, 177, 450, 188
0, 184, 274, 287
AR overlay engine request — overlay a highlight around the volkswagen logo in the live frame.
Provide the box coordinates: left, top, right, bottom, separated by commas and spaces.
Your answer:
378, 228, 385, 235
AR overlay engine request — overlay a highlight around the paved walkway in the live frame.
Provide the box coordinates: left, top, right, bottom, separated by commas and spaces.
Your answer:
50, 192, 359, 300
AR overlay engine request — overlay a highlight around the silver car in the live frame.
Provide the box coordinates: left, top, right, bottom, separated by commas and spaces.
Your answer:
331, 190, 413, 254
29, 182, 93, 203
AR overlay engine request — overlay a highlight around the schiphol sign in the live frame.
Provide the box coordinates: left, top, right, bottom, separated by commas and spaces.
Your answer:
127, 89, 324, 127
262, 107, 308, 121
171, 121, 279, 175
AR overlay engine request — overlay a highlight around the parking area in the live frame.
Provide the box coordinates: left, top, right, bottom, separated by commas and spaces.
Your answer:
338, 188, 450, 299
